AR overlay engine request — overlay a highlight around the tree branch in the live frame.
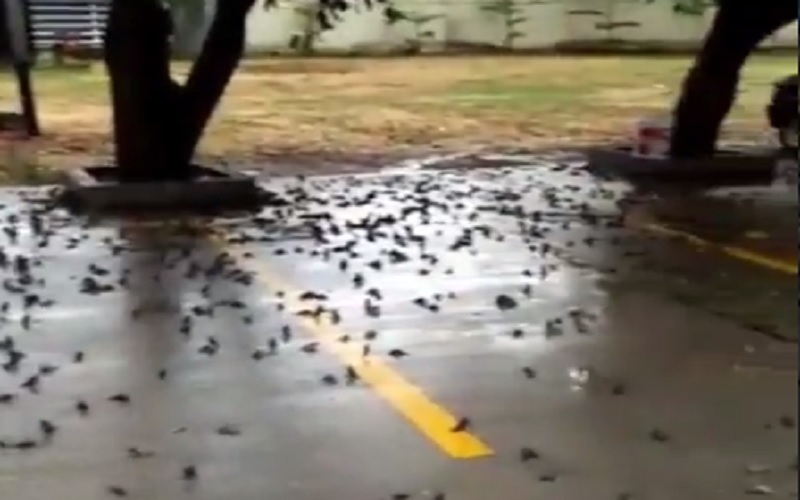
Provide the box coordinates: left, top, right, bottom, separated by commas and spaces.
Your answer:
173, 0, 258, 166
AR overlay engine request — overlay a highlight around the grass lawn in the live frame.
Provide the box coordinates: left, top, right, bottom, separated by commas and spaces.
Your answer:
0, 54, 795, 175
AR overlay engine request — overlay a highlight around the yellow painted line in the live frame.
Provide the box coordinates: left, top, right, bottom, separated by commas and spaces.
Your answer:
217, 237, 494, 460
639, 222, 798, 275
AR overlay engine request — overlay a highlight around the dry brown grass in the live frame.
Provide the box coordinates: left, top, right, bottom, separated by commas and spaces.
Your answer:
0, 54, 794, 172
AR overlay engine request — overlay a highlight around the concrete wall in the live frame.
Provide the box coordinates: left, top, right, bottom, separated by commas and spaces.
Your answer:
245, 0, 799, 52
180, 0, 798, 55
244, 0, 411, 53
171, 0, 216, 58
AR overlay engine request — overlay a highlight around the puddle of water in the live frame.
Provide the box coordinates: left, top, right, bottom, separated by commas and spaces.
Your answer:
569, 366, 594, 390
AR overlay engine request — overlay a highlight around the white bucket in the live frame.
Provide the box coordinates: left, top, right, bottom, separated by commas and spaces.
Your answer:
633, 117, 672, 158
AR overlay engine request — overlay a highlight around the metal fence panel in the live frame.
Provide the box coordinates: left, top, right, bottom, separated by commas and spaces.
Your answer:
27, 0, 109, 50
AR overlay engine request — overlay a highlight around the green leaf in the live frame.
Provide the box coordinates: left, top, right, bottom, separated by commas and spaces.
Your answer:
480, 5, 503, 14
480, 0, 517, 15
384, 6, 408, 24
672, 0, 709, 16
567, 9, 604, 16
595, 21, 640, 30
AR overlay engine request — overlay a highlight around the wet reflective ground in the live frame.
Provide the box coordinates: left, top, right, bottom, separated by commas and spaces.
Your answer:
0, 154, 797, 500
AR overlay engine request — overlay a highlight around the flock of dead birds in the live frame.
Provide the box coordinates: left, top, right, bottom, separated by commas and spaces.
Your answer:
0, 166, 797, 499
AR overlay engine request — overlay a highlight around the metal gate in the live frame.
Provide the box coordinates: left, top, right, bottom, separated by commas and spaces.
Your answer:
27, 0, 109, 50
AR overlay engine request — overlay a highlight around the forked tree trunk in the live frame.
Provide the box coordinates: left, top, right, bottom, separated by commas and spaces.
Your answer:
104, 0, 256, 182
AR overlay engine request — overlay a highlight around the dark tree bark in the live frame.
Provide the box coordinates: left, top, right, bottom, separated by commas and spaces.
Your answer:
173, 0, 256, 170
104, 0, 257, 182
670, 0, 796, 158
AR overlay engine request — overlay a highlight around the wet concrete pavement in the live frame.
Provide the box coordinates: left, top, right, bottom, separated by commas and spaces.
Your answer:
0, 153, 797, 500
642, 185, 798, 262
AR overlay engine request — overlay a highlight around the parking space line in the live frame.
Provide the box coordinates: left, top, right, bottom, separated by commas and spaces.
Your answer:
221, 242, 494, 460
639, 222, 798, 275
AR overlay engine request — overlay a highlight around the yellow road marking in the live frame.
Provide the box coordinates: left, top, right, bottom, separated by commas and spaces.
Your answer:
639, 222, 798, 275
220, 240, 494, 460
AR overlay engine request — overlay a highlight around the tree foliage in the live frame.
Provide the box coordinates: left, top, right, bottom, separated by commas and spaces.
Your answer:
645, 0, 714, 15
261, 0, 392, 31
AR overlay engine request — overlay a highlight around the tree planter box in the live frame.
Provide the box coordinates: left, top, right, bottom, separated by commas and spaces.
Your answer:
585, 145, 780, 186
58, 165, 265, 213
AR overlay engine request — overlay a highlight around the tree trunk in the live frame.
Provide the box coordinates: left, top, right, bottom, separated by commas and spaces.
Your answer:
104, 0, 256, 182
173, 0, 256, 170
104, 0, 178, 181
670, 0, 795, 158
